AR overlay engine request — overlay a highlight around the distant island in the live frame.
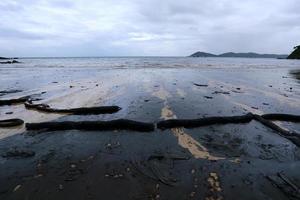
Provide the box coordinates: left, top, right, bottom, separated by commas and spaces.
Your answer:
189, 52, 288, 59
287, 45, 300, 59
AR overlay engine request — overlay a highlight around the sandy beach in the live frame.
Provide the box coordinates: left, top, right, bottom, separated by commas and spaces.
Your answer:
0, 57, 300, 200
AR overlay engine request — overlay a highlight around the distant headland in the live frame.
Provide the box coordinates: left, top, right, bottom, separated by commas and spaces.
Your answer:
189, 52, 288, 59
190, 45, 300, 59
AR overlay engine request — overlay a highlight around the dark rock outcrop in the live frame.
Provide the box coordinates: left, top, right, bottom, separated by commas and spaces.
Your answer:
287, 45, 300, 59
0, 60, 21, 64
0, 57, 18, 60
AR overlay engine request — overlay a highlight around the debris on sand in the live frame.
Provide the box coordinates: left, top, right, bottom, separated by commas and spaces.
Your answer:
212, 91, 230, 95
132, 151, 190, 186
0, 96, 31, 106
147, 151, 190, 161
105, 173, 125, 179
24, 101, 121, 115
64, 163, 84, 182
0, 118, 24, 127
202, 134, 244, 157
2, 148, 35, 158
205, 172, 223, 200
231, 89, 244, 93
26, 119, 155, 132
58, 184, 64, 191
193, 83, 208, 87
105, 142, 121, 150
62, 156, 96, 182
13, 185, 21, 192
99, 142, 123, 155
267, 172, 300, 200
0, 90, 22, 96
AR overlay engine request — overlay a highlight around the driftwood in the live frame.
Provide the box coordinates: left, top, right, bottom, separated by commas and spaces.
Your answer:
0, 119, 24, 127
0, 96, 31, 106
193, 83, 208, 87
267, 172, 300, 200
261, 113, 300, 122
157, 113, 254, 129
131, 151, 189, 186
26, 119, 155, 132
254, 115, 296, 136
24, 102, 121, 115
7, 109, 297, 147
157, 112, 300, 147
212, 91, 230, 95
277, 172, 300, 193
253, 115, 300, 147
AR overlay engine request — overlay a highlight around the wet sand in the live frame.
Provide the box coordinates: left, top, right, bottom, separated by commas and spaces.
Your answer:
0, 60, 300, 200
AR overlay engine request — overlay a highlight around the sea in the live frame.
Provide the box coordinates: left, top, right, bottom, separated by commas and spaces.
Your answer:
2, 57, 300, 69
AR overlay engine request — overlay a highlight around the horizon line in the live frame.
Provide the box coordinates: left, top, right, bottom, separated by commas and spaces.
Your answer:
2, 52, 290, 59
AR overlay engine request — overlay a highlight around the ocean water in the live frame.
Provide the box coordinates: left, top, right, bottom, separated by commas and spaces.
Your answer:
1, 57, 299, 94
2, 57, 300, 69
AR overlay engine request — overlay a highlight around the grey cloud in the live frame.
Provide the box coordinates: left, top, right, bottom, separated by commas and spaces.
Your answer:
0, 0, 299, 57
0, 4, 24, 12
0, 28, 48, 40
47, 0, 74, 8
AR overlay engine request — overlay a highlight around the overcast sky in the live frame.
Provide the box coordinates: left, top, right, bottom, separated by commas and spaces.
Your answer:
0, 0, 299, 57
